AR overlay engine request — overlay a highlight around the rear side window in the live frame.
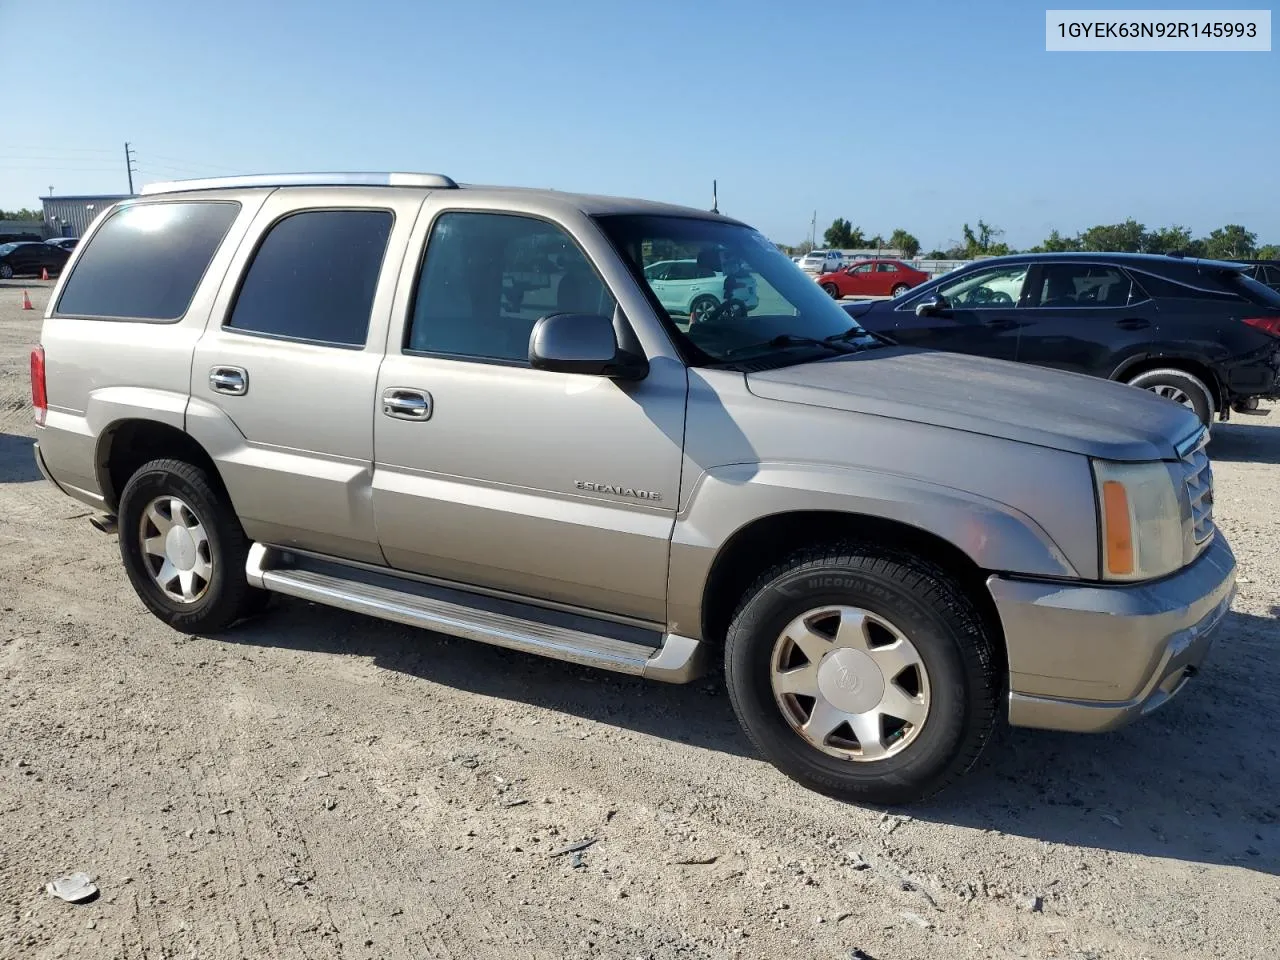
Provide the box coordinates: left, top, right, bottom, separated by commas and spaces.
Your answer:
226, 209, 393, 347
1133, 270, 1239, 302
56, 201, 239, 320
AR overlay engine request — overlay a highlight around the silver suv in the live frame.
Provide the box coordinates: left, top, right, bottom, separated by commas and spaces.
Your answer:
29, 173, 1237, 804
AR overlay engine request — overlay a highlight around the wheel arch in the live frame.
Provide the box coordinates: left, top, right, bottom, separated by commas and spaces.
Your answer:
695, 510, 1007, 681
96, 418, 227, 513
1111, 353, 1225, 411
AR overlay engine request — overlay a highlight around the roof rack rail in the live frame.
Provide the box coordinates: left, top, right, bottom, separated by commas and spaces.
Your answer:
138, 172, 458, 196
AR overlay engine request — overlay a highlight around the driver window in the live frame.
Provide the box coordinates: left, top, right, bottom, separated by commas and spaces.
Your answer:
938, 265, 1028, 309
407, 211, 615, 362
852, 263, 873, 274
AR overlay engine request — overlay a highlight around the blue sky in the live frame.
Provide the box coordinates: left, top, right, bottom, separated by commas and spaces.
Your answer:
2, 0, 1276, 249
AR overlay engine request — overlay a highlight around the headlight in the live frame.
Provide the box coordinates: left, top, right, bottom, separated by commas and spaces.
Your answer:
1092, 459, 1183, 582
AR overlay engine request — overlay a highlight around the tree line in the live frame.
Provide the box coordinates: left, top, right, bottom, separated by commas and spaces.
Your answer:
785, 217, 1278, 262
0, 208, 43, 222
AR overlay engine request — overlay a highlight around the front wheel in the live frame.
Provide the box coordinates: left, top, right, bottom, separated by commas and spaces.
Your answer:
891, 283, 910, 297
118, 458, 268, 633
724, 544, 999, 805
822, 282, 841, 299
0, 264, 13, 279
688, 294, 720, 325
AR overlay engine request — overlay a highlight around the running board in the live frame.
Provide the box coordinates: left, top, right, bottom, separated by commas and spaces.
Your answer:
245, 544, 705, 683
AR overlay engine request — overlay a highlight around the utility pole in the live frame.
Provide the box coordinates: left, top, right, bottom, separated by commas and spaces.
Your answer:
711, 179, 718, 214
810, 210, 817, 249
124, 142, 138, 194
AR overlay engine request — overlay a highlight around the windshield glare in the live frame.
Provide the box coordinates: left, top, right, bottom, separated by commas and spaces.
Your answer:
596, 215, 863, 363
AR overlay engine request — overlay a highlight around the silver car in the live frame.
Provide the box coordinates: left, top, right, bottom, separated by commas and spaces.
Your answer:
30, 172, 1236, 804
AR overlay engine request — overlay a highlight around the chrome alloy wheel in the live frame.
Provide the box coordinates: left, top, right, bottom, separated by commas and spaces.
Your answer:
139, 495, 212, 604
1147, 383, 1194, 410
770, 606, 931, 761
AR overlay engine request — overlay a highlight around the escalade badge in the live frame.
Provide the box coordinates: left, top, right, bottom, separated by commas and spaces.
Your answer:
574, 480, 662, 502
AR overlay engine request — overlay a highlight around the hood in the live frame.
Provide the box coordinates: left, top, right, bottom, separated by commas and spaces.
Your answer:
746, 346, 1201, 461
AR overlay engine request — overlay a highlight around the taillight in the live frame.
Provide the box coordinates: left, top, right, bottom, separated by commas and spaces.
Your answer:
30, 346, 47, 426
1243, 316, 1280, 338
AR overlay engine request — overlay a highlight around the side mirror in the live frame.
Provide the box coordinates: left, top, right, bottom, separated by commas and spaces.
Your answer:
529, 313, 648, 380
914, 295, 949, 317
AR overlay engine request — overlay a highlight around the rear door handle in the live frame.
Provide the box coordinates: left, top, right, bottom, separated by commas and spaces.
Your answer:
209, 366, 248, 395
1116, 317, 1150, 330
382, 388, 432, 421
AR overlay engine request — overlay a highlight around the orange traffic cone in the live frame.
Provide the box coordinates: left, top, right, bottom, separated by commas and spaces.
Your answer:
40, 267, 48, 281
22, 290, 34, 310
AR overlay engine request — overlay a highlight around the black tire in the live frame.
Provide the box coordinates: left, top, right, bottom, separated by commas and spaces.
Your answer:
1126, 368, 1213, 426
117, 458, 266, 634
822, 282, 841, 299
724, 543, 999, 805
891, 283, 910, 297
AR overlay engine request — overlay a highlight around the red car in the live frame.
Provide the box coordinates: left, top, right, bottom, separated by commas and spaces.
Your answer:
817, 258, 930, 299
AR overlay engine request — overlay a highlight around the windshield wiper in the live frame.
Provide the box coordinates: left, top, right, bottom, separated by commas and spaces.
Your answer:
824, 325, 874, 343
723, 334, 858, 359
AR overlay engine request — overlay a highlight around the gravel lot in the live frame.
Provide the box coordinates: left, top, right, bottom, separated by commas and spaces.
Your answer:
1, 279, 1277, 960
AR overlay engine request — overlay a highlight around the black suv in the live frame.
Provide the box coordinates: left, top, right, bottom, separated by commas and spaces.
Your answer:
844, 253, 1280, 425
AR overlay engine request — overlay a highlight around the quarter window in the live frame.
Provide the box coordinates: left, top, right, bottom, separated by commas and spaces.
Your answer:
226, 209, 393, 346
56, 201, 240, 321
1030, 264, 1134, 307
407, 212, 615, 362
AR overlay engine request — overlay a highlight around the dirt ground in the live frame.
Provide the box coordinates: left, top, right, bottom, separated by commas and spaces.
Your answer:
1, 279, 1277, 960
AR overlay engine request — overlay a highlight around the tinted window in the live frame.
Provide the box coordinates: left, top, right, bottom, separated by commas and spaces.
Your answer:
407, 212, 615, 362
1132, 270, 1239, 302
226, 209, 392, 346
57, 202, 239, 320
1031, 264, 1133, 307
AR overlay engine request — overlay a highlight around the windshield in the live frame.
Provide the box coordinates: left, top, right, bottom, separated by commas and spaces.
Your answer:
596, 215, 867, 364
0, 243, 17, 255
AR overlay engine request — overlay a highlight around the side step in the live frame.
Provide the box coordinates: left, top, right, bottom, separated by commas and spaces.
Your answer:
245, 544, 705, 683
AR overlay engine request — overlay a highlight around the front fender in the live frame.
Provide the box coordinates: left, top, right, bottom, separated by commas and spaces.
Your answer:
665, 461, 1079, 639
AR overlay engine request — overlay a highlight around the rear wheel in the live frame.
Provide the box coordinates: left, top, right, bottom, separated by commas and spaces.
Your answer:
118, 458, 267, 633
1126, 368, 1213, 426
724, 543, 999, 805
823, 283, 841, 299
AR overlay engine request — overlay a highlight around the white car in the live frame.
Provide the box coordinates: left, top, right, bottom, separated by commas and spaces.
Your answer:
643, 259, 759, 322
798, 250, 843, 274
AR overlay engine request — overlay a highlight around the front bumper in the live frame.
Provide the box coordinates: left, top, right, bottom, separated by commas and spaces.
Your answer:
989, 534, 1236, 733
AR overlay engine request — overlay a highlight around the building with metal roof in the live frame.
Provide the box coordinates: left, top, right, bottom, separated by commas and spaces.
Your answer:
41, 194, 134, 238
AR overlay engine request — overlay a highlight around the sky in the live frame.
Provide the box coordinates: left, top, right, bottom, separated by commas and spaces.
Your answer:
1, 0, 1276, 250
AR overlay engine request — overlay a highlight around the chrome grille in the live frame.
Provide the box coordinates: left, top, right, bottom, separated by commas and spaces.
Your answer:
1180, 436, 1214, 544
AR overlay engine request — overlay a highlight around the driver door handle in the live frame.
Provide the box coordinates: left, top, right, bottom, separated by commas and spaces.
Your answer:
382, 388, 433, 421
982, 317, 1018, 331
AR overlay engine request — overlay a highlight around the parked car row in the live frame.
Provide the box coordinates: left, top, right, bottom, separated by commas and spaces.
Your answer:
843, 252, 1280, 425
